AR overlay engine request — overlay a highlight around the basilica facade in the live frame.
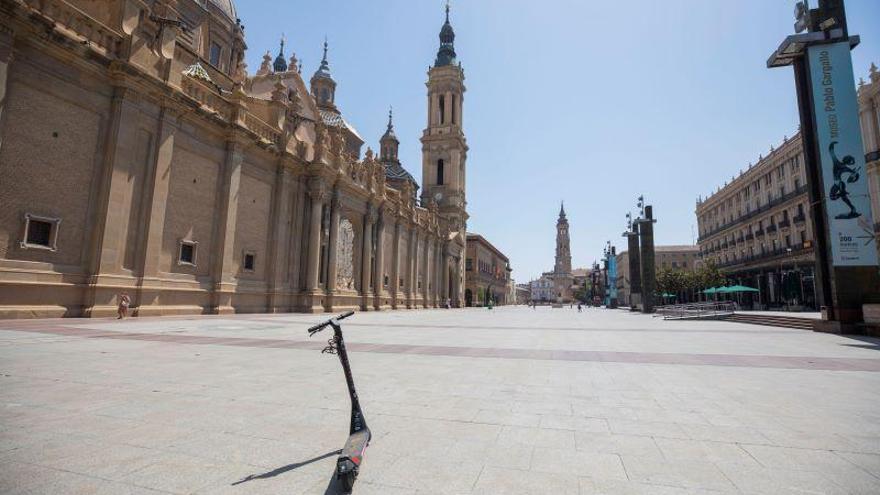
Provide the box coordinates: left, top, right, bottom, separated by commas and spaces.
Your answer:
0, 0, 469, 317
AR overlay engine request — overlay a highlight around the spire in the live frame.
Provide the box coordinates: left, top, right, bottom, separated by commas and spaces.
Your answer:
319, 38, 331, 74
381, 105, 399, 161
435, 1, 457, 67
559, 201, 566, 219
273, 35, 288, 73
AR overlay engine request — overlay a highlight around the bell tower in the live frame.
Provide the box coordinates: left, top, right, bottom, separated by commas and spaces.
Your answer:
421, 3, 468, 232
555, 202, 572, 275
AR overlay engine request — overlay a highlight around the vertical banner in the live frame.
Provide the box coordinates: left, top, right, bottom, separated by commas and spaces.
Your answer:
808, 42, 878, 266
608, 255, 618, 302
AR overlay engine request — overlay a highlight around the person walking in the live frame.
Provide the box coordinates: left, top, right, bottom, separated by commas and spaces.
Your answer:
117, 293, 131, 319
577, 303, 582, 313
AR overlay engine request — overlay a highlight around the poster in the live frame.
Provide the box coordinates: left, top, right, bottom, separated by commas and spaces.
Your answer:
808, 42, 878, 266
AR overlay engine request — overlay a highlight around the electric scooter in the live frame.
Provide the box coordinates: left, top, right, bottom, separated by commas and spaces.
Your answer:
307, 311, 370, 492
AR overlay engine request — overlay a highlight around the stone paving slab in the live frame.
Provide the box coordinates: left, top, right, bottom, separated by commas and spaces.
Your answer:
0, 306, 879, 494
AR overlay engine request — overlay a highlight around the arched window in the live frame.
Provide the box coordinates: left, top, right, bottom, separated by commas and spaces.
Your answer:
437, 159, 445, 186
451, 94, 456, 124
439, 94, 446, 124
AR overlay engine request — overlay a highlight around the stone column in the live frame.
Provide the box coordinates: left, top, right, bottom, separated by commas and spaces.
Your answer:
441, 249, 450, 305
638, 206, 657, 313
137, 107, 180, 311
390, 220, 401, 308
0, 26, 14, 153
325, 191, 341, 310
627, 225, 642, 311
373, 208, 386, 309
305, 178, 326, 295
266, 165, 293, 313
419, 232, 431, 308
360, 204, 375, 309
82, 84, 139, 316
405, 227, 415, 308
209, 140, 244, 314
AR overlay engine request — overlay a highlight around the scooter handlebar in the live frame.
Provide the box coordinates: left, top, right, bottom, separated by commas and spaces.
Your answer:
307, 311, 355, 335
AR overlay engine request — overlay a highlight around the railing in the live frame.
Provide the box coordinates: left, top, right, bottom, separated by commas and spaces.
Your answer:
698, 185, 808, 242
24, 0, 124, 58
793, 214, 806, 224
243, 113, 281, 145
779, 220, 791, 229
766, 225, 777, 234
180, 76, 234, 121
716, 243, 812, 269
656, 301, 737, 320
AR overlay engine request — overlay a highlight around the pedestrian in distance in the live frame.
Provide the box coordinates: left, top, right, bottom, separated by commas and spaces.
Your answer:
117, 293, 131, 319
578, 303, 582, 313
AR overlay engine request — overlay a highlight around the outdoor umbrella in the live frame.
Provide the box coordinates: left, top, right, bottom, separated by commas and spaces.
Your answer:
722, 285, 759, 293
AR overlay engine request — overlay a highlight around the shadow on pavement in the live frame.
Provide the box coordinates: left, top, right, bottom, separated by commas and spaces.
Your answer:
840, 334, 880, 351
231, 449, 341, 486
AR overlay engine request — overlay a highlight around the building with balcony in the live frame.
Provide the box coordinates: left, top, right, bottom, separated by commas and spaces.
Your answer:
696, 133, 817, 309
859, 62, 880, 257
464, 233, 511, 306
695, 62, 880, 310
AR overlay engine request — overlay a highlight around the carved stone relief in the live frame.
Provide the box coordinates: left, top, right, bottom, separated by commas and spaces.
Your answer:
336, 218, 355, 290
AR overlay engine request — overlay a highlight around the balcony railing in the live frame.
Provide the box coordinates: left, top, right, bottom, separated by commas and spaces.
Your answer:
766, 225, 777, 234
697, 185, 808, 242
745, 233, 755, 241
779, 220, 791, 229
793, 214, 807, 224
755, 229, 765, 237
716, 243, 813, 269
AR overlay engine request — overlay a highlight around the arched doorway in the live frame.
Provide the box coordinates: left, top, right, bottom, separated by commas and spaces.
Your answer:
465, 289, 473, 307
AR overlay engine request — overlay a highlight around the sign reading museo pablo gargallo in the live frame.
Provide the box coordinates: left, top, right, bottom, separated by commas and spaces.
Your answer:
807, 41, 878, 267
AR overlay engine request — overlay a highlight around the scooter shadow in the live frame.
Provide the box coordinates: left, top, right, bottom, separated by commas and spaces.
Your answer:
231, 449, 341, 486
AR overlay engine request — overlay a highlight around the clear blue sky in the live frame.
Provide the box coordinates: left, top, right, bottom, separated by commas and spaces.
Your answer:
235, 0, 880, 282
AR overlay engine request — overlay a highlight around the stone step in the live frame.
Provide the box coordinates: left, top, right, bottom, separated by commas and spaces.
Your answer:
726, 313, 815, 330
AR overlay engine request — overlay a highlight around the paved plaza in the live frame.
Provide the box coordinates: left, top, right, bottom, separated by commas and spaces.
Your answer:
1, 307, 880, 494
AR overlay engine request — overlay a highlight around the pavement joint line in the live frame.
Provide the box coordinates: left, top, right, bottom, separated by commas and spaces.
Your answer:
4, 325, 880, 372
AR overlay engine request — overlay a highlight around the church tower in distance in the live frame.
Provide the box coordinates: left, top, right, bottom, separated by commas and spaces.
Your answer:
421, 3, 468, 234
555, 202, 572, 276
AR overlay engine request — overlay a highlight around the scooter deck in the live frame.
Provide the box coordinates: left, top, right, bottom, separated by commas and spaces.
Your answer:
340, 428, 371, 465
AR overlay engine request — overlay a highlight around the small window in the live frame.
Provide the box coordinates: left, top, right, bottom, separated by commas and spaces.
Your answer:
439, 94, 446, 124
21, 214, 60, 251
437, 159, 445, 186
383, 275, 389, 288
209, 42, 222, 67
243, 251, 256, 271
178, 240, 197, 266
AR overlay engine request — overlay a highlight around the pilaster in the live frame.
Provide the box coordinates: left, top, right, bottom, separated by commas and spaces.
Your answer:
360, 203, 376, 310
325, 190, 341, 312
373, 206, 387, 310
305, 177, 328, 312
210, 139, 244, 314
267, 163, 294, 313
136, 106, 181, 313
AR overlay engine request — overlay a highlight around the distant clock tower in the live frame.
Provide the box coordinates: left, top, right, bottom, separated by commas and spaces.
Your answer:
421, 3, 468, 233
421, 3, 469, 306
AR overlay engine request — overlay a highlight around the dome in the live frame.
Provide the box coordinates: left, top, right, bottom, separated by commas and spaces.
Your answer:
207, 0, 237, 22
